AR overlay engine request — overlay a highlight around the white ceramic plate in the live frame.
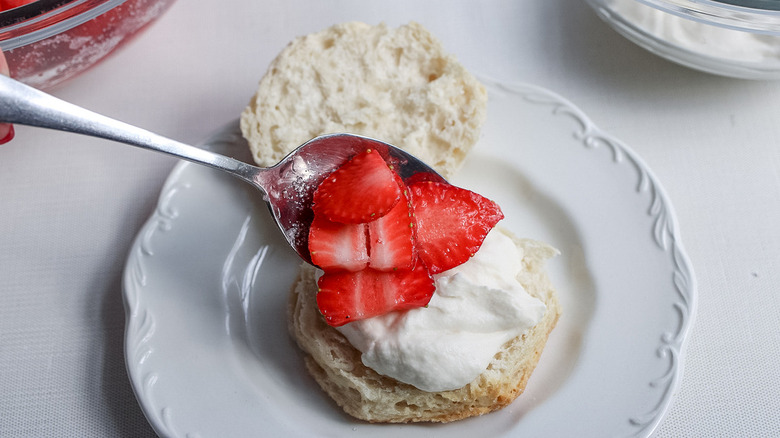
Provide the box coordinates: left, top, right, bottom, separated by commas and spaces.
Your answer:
123, 80, 696, 438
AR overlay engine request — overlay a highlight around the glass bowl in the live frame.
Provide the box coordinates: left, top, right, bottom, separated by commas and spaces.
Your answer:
0, 0, 176, 90
585, 0, 780, 79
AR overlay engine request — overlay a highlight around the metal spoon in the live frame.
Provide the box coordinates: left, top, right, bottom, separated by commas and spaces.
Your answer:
0, 75, 445, 263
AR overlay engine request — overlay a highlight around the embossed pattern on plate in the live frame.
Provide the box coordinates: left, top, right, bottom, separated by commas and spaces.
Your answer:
123, 81, 696, 438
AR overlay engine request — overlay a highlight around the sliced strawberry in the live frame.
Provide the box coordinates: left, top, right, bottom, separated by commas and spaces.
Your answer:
367, 187, 415, 271
313, 149, 402, 223
409, 181, 504, 274
403, 170, 445, 186
309, 215, 369, 271
316, 265, 435, 327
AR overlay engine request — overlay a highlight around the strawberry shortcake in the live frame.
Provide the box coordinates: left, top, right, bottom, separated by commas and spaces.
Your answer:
241, 21, 561, 423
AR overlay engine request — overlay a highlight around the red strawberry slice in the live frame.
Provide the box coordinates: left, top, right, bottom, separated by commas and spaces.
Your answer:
409, 181, 504, 274
313, 149, 402, 223
367, 187, 415, 271
316, 265, 435, 327
309, 215, 369, 272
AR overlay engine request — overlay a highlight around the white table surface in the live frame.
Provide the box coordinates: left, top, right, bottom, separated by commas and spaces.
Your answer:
1, 0, 779, 436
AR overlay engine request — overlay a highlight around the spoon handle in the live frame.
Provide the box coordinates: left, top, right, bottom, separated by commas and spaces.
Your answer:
0, 75, 262, 186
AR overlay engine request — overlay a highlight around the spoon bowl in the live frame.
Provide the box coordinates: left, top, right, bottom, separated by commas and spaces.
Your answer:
0, 75, 445, 262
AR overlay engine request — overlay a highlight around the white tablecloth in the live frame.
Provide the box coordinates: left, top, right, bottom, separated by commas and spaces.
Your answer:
1, 0, 778, 436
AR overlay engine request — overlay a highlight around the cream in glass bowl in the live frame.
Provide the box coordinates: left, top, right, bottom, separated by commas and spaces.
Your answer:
585, 0, 780, 79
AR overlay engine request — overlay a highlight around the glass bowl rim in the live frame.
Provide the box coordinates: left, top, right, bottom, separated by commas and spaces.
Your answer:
0, 0, 128, 50
631, 0, 780, 34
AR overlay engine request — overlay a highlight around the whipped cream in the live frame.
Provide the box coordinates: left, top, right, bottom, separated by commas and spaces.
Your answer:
610, 0, 780, 64
335, 228, 547, 392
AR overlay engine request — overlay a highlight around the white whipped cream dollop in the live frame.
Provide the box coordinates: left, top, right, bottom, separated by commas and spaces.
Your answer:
336, 228, 547, 392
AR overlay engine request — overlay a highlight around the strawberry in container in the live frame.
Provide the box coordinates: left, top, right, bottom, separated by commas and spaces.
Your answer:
0, 1, 37, 11
0, 0, 176, 90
